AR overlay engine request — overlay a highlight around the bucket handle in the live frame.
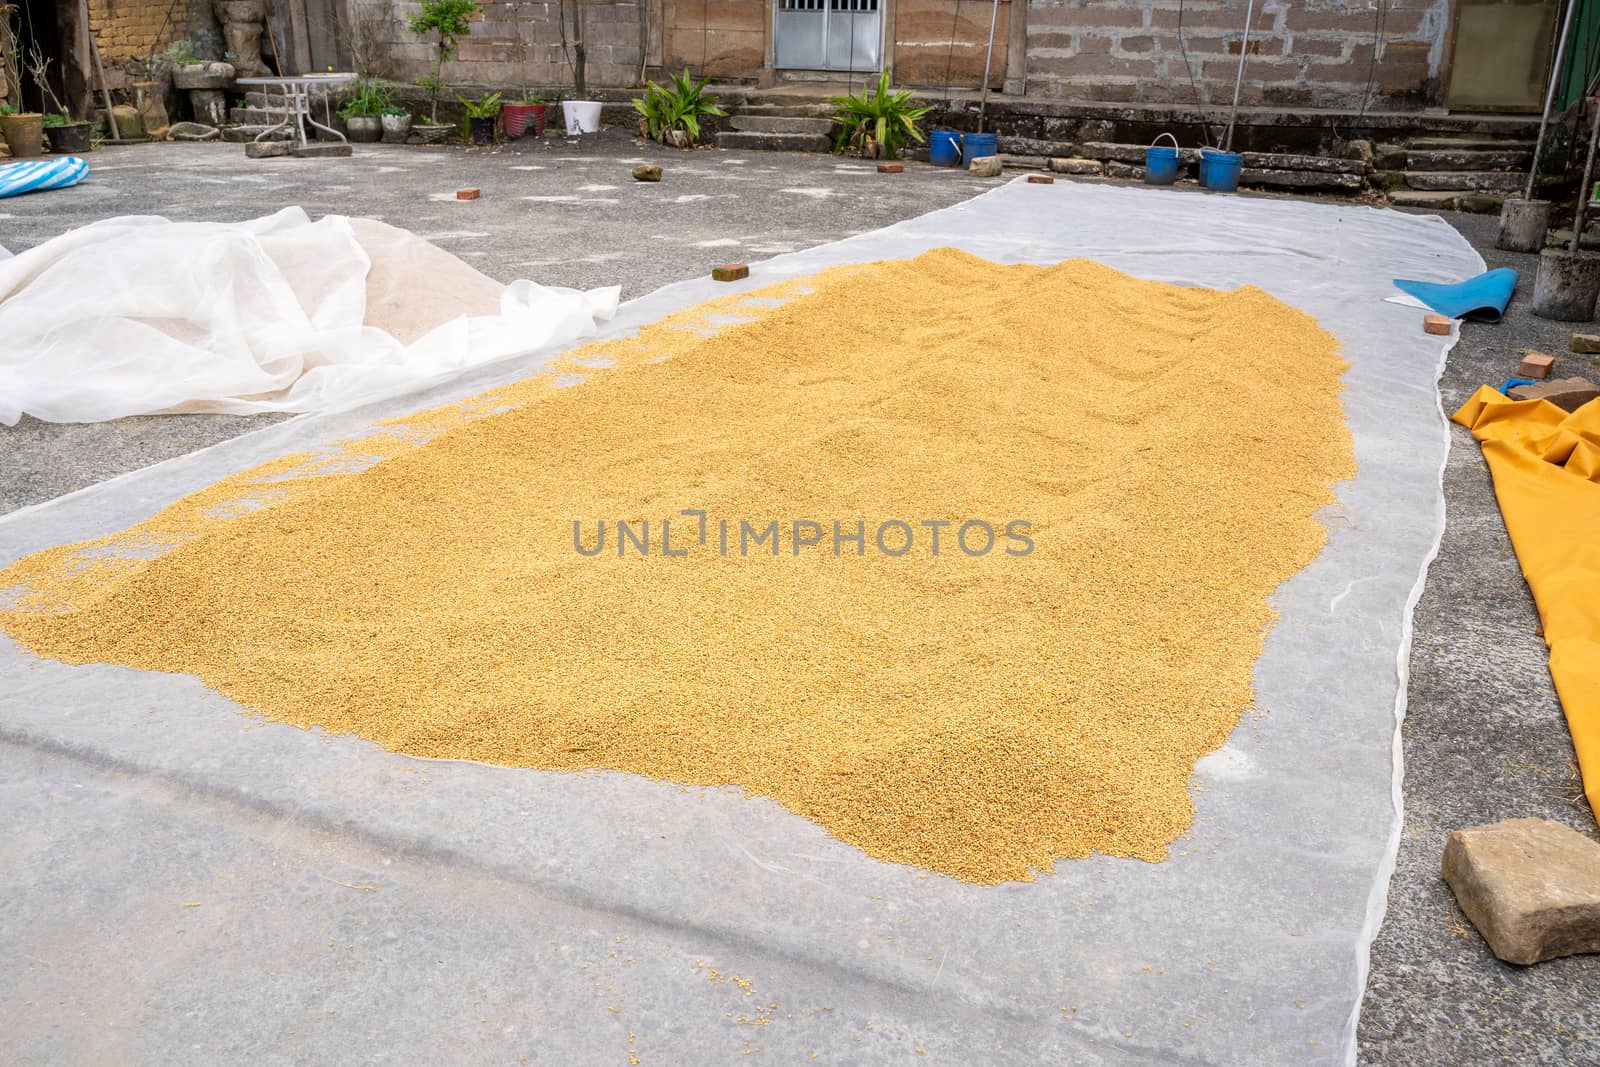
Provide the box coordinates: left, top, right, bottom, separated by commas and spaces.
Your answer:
1150, 133, 1179, 150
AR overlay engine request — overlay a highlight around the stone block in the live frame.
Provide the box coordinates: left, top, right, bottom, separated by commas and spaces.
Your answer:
292, 143, 353, 159
169, 121, 221, 141
1423, 314, 1452, 336
1443, 818, 1600, 965
968, 155, 1003, 177
1506, 377, 1600, 411
244, 139, 292, 158
1571, 332, 1600, 353
1048, 157, 1104, 176
632, 163, 662, 182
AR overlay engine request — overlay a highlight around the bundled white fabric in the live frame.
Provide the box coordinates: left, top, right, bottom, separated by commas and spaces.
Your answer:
0, 207, 620, 425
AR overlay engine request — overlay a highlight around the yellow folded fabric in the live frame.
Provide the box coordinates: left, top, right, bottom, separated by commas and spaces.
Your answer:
1452, 387, 1600, 819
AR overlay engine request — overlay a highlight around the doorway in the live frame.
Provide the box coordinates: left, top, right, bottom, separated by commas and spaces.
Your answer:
774, 0, 881, 73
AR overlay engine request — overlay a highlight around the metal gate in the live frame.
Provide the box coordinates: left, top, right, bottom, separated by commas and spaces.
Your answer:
775, 0, 881, 72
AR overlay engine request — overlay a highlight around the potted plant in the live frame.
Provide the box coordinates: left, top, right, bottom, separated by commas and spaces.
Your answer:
381, 105, 413, 144
558, 0, 600, 135
503, 94, 545, 138
408, 0, 479, 143
457, 91, 501, 145
338, 77, 391, 143
1, 103, 43, 158
42, 112, 90, 153
632, 70, 725, 148
830, 71, 931, 161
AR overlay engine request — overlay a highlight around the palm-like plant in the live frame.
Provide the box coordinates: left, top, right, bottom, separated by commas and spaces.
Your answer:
632, 70, 727, 146
830, 71, 931, 161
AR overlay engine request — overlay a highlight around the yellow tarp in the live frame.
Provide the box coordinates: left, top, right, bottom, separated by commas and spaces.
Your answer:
1451, 388, 1600, 819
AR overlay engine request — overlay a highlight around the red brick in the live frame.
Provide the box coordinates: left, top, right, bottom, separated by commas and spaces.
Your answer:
1422, 314, 1451, 336
712, 264, 749, 282
1027, 174, 1055, 184
877, 162, 904, 173
457, 188, 481, 200
1518, 351, 1555, 379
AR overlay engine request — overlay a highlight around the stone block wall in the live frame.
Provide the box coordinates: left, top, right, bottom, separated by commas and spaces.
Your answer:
87, 0, 222, 68
355, 0, 649, 92
1023, 0, 1449, 109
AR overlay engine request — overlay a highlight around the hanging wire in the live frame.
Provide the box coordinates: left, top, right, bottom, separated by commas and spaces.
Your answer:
701, 0, 708, 79
1175, 0, 1220, 147
1354, 0, 1388, 127
942, 0, 961, 106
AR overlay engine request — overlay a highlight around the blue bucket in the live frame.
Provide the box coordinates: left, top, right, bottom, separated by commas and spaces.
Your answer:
962, 131, 997, 169
930, 129, 961, 167
1145, 133, 1180, 186
1199, 148, 1242, 193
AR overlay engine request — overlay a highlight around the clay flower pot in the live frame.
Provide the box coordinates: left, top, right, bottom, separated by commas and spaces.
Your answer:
1, 112, 45, 158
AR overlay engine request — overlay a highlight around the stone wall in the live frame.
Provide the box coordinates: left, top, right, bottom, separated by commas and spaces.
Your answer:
355, 0, 650, 92
662, 0, 765, 78
87, 0, 222, 67
1022, 0, 1449, 109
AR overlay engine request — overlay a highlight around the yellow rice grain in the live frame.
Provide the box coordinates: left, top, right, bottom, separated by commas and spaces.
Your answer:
0, 249, 1354, 884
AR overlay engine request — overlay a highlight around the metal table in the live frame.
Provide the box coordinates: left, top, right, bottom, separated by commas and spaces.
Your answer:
236, 73, 359, 147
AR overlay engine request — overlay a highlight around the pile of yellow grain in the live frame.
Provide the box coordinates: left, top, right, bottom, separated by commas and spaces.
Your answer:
0, 249, 1354, 884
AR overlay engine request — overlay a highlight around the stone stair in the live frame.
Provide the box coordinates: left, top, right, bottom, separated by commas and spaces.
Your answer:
715, 101, 835, 153
220, 89, 337, 144
1379, 136, 1535, 213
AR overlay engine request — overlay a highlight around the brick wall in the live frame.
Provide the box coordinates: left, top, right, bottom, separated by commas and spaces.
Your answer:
87, 0, 222, 68
356, 0, 648, 92
1023, 0, 1449, 109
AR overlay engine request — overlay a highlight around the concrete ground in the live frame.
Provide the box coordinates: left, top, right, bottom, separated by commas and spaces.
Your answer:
2, 136, 1597, 1064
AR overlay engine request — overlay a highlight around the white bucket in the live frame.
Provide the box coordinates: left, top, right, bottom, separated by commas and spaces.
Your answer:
562, 100, 603, 135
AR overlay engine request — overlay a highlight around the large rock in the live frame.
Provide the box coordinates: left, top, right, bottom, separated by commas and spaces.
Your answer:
967, 156, 1002, 177
169, 121, 221, 141
1507, 377, 1600, 412
172, 60, 235, 91
1048, 157, 1104, 176
1442, 818, 1600, 965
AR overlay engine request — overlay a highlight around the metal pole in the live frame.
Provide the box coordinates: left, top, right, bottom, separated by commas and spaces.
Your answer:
976, 0, 1000, 133
1222, 0, 1257, 153
1526, 0, 1580, 202
1569, 94, 1600, 253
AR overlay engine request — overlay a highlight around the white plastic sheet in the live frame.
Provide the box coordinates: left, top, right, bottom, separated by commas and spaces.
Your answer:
0, 207, 619, 424
0, 181, 1478, 1064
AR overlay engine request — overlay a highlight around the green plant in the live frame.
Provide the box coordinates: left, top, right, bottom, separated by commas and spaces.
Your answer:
456, 91, 502, 120
338, 77, 394, 119
632, 70, 726, 146
829, 71, 931, 161
161, 39, 200, 66
381, 105, 410, 117
408, 0, 481, 123
41, 112, 66, 127
516, 93, 545, 105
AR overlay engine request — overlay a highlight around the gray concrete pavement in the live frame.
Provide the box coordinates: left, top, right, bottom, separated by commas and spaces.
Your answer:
2, 137, 1597, 1064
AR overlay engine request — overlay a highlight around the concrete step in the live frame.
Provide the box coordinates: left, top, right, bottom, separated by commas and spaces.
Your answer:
734, 103, 835, 118
1404, 170, 1525, 192
729, 114, 834, 135
1387, 189, 1508, 214
221, 124, 294, 143
1241, 168, 1365, 192
715, 129, 833, 153
1404, 136, 1536, 152
230, 106, 293, 125
1406, 147, 1532, 172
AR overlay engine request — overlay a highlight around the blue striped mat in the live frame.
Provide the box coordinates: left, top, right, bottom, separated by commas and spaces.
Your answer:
0, 155, 90, 198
